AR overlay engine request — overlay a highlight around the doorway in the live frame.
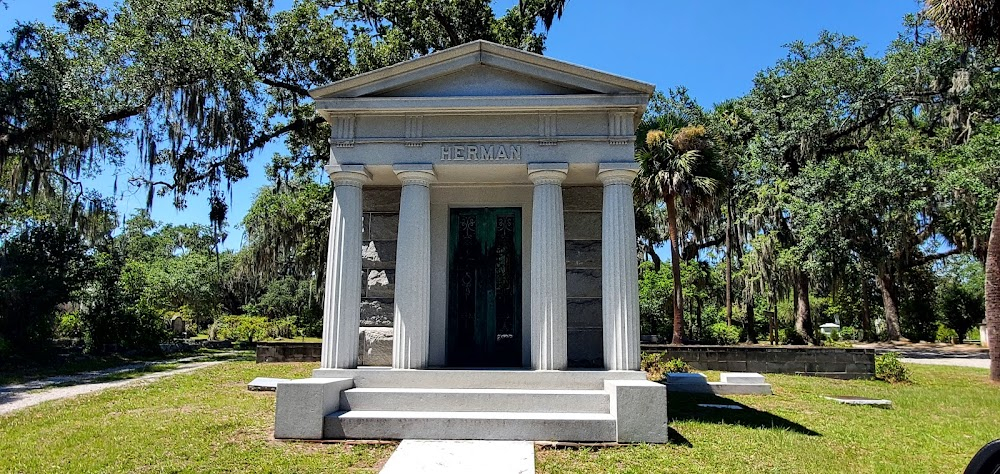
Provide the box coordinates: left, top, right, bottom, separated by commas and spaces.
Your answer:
446, 207, 523, 367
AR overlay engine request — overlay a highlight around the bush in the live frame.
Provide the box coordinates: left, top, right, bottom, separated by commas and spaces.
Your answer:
267, 317, 299, 339
663, 357, 691, 373
839, 326, 858, 341
55, 312, 85, 339
706, 322, 740, 345
214, 315, 269, 343
935, 324, 959, 344
641, 353, 692, 381
822, 338, 852, 348
875, 353, 910, 383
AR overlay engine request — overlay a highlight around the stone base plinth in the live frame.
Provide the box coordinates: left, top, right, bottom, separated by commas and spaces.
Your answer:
274, 369, 667, 443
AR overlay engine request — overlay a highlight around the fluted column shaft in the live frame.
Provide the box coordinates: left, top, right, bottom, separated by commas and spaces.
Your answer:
528, 163, 569, 370
599, 164, 640, 371
392, 164, 436, 369
321, 165, 371, 369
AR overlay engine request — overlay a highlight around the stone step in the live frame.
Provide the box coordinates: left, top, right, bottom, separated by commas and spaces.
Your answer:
340, 387, 610, 413
313, 367, 648, 390
324, 410, 618, 442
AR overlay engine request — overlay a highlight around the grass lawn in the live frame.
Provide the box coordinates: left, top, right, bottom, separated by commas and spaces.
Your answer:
0, 361, 393, 473
1, 362, 997, 473
538, 365, 1000, 474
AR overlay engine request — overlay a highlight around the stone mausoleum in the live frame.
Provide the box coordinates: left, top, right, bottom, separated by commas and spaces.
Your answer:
274, 40, 667, 443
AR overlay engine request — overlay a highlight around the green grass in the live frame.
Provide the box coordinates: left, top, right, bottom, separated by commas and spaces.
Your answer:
2, 362, 997, 473
537, 365, 1000, 474
0, 361, 393, 473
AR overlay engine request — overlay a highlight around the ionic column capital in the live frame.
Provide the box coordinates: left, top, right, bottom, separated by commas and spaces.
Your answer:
528, 163, 569, 185
324, 164, 372, 187
393, 163, 437, 187
597, 162, 639, 186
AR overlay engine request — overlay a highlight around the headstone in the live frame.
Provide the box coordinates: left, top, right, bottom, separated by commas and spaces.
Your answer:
982, 322, 990, 349
170, 315, 186, 336
823, 395, 892, 407
720, 372, 766, 385
248, 377, 289, 391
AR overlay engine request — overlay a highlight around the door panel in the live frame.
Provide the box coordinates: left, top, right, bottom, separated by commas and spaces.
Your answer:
447, 208, 522, 367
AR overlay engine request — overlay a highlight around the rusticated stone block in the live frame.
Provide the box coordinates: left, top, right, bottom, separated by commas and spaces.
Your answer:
364, 213, 399, 240
358, 327, 393, 366
565, 240, 601, 268
567, 298, 602, 328
364, 269, 395, 298
568, 328, 602, 368
361, 298, 394, 327
562, 186, 602, 211
363, 187, 401, 212
362, 240, 397, 269
566, 268, 601, 298
564, 211, 601, 240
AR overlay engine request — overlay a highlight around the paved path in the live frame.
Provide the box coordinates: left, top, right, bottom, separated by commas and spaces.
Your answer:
899, 358, 990, 369
0, 354, 234, 416
380, 440, 535, 474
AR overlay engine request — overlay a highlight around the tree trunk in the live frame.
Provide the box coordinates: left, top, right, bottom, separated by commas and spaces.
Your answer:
861, 276, 873, 342
746, 297, 757, 344
696, 297, 704, 341
725, 196, 733, 325
986, 193, 1000, 383
666, 193, 685, 345
794, 270, 815, 345
877, 267, 902, 341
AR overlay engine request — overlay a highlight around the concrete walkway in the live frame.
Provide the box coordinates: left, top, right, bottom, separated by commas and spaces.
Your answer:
380, 440, 535, 474
0, 354, 234, 416
899, 358, 990, 369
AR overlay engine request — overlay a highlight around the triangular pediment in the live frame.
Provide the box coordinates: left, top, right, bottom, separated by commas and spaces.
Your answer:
310, 40, 653, 100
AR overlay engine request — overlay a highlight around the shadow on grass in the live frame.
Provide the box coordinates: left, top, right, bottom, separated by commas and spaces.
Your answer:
669, 392, 821, 437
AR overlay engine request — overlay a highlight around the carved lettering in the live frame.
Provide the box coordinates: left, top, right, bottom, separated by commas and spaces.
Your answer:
437, 144, 522, 162
480, 145, 494, 160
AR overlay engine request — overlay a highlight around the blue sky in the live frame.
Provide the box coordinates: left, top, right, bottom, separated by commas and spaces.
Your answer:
1, 0, 922, 249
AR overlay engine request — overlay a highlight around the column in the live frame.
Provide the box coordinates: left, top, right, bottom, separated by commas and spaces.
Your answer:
391, 164, 436, 369
598, 163, 641, 371
528, 163, 569, 370
321, 164, 371, 369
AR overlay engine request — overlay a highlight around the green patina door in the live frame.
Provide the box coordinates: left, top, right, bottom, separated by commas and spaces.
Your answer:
447, 207, 523, 367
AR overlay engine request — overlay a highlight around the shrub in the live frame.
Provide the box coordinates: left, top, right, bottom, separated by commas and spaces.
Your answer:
935, 324, 959, 344
839, 326, 858, 341
875, 353, 910, 383
267, 317, 299, 339
214, 315, 269, 343
55, 312, 85, 339
822, 338, 853, 348
640, 353, 692, 381
706, 322, 740, 345
663, 357, 691, 373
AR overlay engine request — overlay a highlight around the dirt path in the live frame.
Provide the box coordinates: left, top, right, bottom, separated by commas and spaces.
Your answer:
0, 353, 237, 416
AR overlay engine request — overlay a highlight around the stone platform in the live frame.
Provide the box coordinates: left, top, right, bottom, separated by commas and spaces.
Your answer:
274, 368, 667, 443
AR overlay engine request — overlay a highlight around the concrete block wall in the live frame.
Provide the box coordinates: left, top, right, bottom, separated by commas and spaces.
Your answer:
563, 186, 603, 368
647, 345, 876, 379
361, 187, 401, 327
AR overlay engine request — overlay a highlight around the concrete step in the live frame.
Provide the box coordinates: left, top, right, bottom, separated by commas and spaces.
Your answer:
312, 367, 648, 389
324, 410, 617, 442
340, 387, 610, 413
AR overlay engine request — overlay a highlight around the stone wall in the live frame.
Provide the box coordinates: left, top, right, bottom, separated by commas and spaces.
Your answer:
564, 186, 603, 368
644, 345, 876, 379
361, 187, 401, 328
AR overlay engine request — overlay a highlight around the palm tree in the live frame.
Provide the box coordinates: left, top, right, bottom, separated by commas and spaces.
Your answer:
637, 116, 722, 344
924, 0, 1000, 382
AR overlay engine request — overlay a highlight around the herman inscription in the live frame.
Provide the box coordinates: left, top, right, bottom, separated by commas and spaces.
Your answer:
441, 144, 522, 161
